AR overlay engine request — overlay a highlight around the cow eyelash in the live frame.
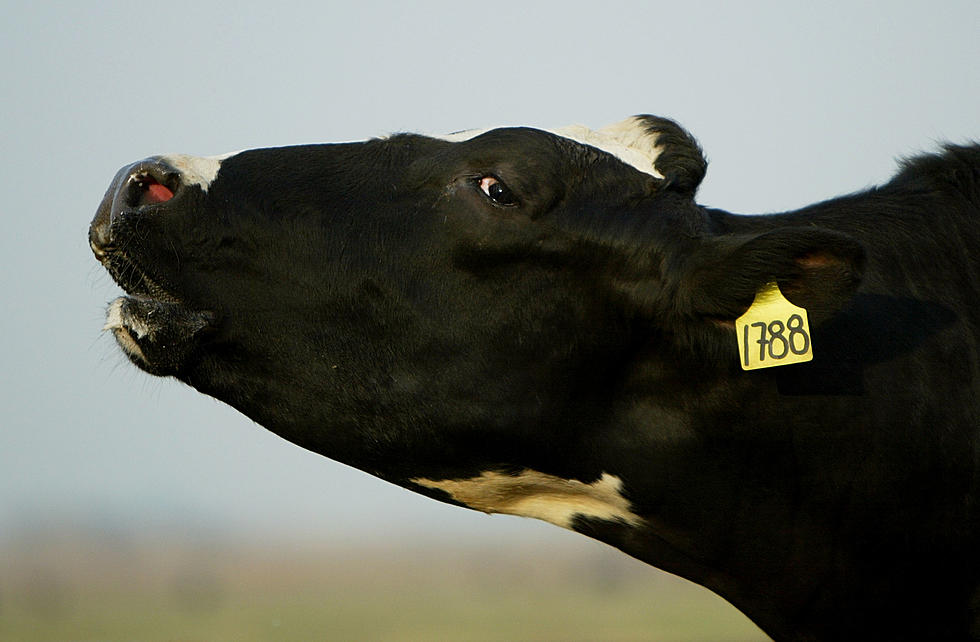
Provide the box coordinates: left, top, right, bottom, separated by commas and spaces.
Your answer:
476, 175, 519, 207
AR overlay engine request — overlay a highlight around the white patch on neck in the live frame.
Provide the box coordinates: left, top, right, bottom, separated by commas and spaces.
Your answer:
158, 150, 240, 192
436, 116, 664, 179
412, 469, 642, 530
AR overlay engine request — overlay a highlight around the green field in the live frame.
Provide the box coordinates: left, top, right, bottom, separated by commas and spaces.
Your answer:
0, 528, 767, 641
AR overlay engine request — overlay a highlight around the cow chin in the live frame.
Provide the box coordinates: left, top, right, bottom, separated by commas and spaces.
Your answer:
104, 296, 214, 376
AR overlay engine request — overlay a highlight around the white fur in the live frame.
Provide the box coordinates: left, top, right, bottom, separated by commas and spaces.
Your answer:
103, 297, 126, 332
552, 117, 665, 179
438, 128, 495, 143
158, 150, 239, 192
103, 297, 147, 360
412, 469, 643, 530
437, 117, 665, 179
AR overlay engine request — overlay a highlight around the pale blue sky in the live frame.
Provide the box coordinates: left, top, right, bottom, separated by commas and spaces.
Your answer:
1, 0, 977, 547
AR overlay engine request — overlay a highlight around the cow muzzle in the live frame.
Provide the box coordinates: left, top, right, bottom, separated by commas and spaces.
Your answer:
91, 157, 215, 376
89, 157, 180, 261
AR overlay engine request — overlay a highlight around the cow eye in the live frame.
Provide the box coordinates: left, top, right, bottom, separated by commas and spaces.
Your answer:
477, 176, 518, 206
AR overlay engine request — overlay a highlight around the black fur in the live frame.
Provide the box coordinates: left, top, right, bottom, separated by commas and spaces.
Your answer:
635, 114, 708, 195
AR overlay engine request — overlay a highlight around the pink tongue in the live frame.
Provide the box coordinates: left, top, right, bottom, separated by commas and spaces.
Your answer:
146, 183, 174, 203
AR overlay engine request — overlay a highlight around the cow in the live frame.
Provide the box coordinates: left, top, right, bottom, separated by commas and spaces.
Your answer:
89, 115, 980, 641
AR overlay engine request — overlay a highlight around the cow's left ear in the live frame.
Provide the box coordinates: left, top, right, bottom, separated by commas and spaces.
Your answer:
682, 227, 866, 324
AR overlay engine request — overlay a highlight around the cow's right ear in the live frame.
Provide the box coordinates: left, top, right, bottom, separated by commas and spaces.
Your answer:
680, 227, 866, 325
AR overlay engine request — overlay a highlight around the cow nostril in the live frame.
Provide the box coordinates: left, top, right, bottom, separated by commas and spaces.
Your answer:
132, 174, 175, 206
146, 182, 174, 203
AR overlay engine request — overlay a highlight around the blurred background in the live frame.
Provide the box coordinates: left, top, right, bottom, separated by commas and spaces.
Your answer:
1, 1, 977, 639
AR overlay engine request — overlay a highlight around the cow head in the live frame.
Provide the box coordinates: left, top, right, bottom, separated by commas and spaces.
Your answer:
90, 114, 862, 494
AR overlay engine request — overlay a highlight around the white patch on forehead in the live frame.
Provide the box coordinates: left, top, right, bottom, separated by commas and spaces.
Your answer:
552, 118, 665, 179
158, 150, 240, 192
412, 469, 642, 530
439, 128, 495, 143
435, 116, 665, 179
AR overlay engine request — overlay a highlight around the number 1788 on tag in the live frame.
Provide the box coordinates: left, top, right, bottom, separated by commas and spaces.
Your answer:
735, 283, 813, 370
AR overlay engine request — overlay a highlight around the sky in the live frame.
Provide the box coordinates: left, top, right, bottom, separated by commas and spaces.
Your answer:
1, 0, 977, 554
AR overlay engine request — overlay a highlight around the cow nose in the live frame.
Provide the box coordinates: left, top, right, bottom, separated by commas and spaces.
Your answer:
89, 157, 181, 259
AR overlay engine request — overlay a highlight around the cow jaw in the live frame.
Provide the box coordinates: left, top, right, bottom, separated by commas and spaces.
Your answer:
103, 296, 214, 376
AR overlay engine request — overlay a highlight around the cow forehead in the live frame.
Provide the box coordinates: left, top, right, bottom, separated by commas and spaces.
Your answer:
438, 116, 666, 179
156, 116, 664, 193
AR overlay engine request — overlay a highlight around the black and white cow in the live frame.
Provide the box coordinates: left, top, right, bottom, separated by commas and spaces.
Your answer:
90, 115, 980, 641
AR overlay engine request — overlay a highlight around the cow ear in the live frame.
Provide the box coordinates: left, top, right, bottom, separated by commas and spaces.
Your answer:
683, 227, 866, 324
599, 115, 707, 196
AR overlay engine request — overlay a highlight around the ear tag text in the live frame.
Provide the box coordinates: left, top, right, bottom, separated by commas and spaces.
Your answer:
735, 282, 813, 370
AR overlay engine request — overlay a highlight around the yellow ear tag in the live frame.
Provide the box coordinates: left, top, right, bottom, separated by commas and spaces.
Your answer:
735, 282, 813, 371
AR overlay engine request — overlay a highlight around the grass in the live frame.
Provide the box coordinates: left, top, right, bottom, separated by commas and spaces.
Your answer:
0, 528, 768, 641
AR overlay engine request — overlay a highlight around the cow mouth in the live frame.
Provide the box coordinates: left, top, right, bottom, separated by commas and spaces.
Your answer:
94, 249, 216, 375
92, 242, 180, 304
91, 243, 212, 373
93, 242, 219, 375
